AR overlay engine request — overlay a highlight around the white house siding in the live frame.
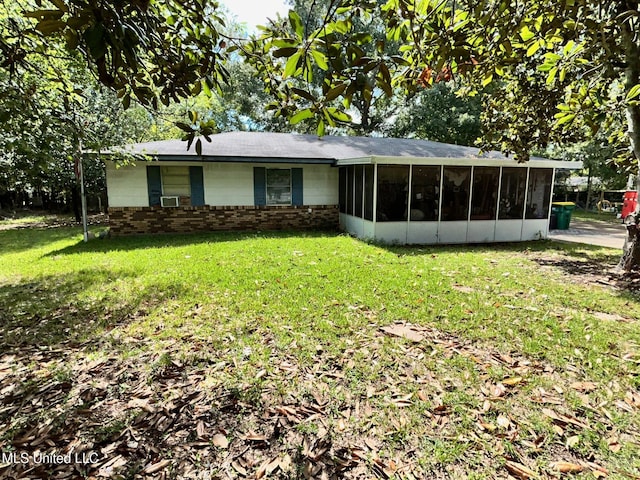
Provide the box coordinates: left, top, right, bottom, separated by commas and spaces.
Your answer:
522, 219, 549, 241
303, 164, 339, 205
204, 162, 338, 206
105, 161, 149, 207
203, 162, 254, 206
107, 161, 338, 208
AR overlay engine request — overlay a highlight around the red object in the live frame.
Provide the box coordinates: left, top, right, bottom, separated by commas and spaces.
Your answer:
621, 190, 638, 220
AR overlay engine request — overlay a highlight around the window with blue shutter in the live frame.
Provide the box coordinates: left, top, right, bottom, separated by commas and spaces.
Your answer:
189, 166, 205, 206
147, 166, 162, 206
292, 168, 303, 206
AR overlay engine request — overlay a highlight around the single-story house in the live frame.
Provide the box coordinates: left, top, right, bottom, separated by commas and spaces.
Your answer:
105, 132, 580, 243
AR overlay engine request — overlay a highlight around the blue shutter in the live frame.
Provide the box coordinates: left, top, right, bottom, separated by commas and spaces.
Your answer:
189, 166, 205, 206
292, 168, 303, 206
147, 166, 162, 206
254, 167, 266, 206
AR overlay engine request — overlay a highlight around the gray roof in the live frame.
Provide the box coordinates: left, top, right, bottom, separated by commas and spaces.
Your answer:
119, 132, 517, 162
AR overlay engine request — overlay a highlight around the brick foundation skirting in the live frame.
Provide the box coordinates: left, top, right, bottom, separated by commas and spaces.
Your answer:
107, 205, 340, 236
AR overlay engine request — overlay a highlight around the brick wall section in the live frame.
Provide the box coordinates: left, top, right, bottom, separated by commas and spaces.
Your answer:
108, 205, 339, 236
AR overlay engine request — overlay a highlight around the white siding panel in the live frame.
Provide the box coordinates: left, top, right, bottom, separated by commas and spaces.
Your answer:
303, 165, 339, 205
203, 163, 254, 206
438, 222, 468, 244
106, 162, 149, 207
522, 219, 548, 240
467, 221, 496, 243
407, 222, 438, 244
495, 220, 524, 242
342, 214, 365, 238
375, 222, 407, 244
203, 163, 338, 207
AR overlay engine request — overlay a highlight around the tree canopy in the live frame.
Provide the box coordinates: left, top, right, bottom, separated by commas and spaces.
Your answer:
241, 0, 640, 166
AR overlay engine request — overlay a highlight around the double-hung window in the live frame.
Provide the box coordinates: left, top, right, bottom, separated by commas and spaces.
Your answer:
266, 169, 292, 205
254, 167, 303, 206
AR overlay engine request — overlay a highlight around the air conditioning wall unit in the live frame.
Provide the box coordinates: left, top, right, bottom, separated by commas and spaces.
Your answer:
160, 196, 180, 207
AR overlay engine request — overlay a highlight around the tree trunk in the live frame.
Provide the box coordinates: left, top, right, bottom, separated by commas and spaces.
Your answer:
620, 1, 640, 270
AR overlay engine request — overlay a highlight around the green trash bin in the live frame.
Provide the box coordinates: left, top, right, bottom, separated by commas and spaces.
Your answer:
551, 202, 575, 230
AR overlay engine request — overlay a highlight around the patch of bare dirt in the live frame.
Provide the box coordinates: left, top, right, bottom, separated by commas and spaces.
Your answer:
530, 250, 640, 293
0, 212, 107, 231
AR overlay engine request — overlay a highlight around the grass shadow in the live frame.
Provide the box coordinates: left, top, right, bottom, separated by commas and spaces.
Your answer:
43, 229, 343, 257
0, 267, 188, 352
0, 225, 84, 255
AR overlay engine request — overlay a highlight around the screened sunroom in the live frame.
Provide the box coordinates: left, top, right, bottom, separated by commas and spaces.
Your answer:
337, 157, 578, 244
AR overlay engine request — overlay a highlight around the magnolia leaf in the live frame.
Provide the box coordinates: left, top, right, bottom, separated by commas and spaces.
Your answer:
482, 73, 493, 87
520, 26, 535, 42
328, 109, 351, 123
291, 87, 316, 101
526, 40, 541, 56
626, 84, 640, 101
24, 9, 65, 19
290, 108, 314, 125
288, 10, 304, 39
310, 49, 328, 70
549, 461, 584, 473
36, 19, 67, 35
283, 51, 301, 78
212, 433, 229, 448
273, 47, 298, 58
325, 83, 347, 101
555, 113, 576, 125
505, 460, 536, 479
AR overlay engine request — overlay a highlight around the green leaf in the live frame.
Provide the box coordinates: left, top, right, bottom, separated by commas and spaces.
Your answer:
24, 9, 65, 19
283, 51, 301, 78
50, 0, 69, 12
325, 83, 347, 101
195, 138, 203, 156
272, 39, 298, 48
291, 88, 316, 102
288, 10, 304, 39
482, 73, 493, 87
390, 55, 410, 66
36, 19, 67, 35
520, 26, 535, 42
290, 108, 314, 125
526, 40, 541, 56
310, 49, 328, 70
328, 109, 351, 122
555, 112, 576, 125
626, 84, 640, 101
317, 119, 325, 136
273, 47, 298, 58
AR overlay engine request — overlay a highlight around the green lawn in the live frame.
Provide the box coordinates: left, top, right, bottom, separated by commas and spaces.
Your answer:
0, 224, 638, 479
572, 209, 622, 225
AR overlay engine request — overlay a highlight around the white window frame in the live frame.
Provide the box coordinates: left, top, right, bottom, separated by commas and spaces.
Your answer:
265, 168, 292, 205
